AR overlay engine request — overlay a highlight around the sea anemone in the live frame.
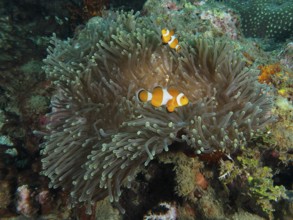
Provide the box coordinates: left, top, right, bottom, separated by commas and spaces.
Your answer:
40, 11, 273, 213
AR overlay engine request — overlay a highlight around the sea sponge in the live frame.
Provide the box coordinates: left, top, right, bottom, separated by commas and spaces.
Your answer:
258, 63, 281, 84
41, 11, 274, 213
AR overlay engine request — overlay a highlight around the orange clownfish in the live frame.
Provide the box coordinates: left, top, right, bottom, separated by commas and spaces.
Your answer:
161, 28, 181, 52
137, 86, 189, 112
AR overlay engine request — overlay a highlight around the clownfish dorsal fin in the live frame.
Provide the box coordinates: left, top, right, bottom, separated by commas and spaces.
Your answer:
152, 86, 163, 97
152, 85, 163, 93
167, 87, 179, 97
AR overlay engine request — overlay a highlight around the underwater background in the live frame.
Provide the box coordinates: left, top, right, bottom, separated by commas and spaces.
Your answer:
0, 0, 292, 219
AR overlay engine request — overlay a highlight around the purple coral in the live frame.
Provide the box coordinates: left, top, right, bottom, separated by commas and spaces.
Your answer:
16, 185, 37, 217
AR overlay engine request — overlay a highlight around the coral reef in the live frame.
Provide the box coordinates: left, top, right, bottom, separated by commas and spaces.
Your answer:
0, 15, 30, 70
270, 95, 293, 164
0, 180, 12, 210
258, 63, 282, 84
143, 202, 177, 220
279, 42, 293, 69
219, 148, 288, 219
199, 8, 240, 40
94, 198, 121, 220
143, 0, 241, 40
258, 61, 293, 165
160, 152, 205, 201
231, 211, 266, 220
0, 0, 78, 218
197, 189, 225, 220
0, 0, 292, 219
41, 9, 274, 214
16, 185, 38, 217
226, 0, 293, 41
14, 184, 70, 218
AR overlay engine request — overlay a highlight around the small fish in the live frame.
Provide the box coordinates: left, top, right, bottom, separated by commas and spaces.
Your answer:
137, 86, 189, 112
161, 28, 181, 52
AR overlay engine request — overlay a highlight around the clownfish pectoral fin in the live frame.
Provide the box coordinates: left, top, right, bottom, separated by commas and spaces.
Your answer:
167, 105, 175, 113
166, 99, 176, 112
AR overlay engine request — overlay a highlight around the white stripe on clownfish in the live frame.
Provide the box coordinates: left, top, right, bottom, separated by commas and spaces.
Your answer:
161, 88, 173, 105
162, 29, 170, 37
176, 93, 185, 106
168, 35, 181, 52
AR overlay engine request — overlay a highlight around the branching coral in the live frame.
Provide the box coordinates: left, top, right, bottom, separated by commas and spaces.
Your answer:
40, 11, 274, 213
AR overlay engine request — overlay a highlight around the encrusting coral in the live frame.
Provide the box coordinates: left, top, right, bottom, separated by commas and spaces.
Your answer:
226, 0, 293, 41
40, 11, 274, 213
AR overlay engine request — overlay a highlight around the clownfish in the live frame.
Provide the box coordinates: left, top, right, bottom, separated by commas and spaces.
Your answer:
161, 28, 181, 52
137, 86, 189, 112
